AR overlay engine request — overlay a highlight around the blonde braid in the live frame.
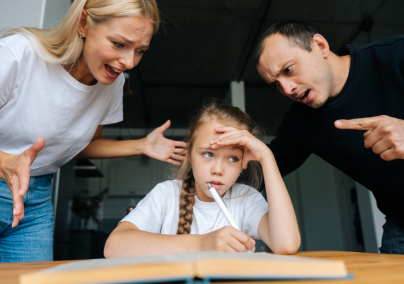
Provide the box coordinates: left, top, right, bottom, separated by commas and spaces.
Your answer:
177, 169, 196, 234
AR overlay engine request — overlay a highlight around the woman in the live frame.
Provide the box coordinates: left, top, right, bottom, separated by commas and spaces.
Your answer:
0, 0, 185, 262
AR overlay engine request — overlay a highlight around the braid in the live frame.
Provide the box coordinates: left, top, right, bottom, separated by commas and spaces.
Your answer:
177, 169, 196, 234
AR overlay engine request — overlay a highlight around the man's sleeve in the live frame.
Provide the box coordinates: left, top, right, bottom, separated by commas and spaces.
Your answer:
268, 114, 312, 177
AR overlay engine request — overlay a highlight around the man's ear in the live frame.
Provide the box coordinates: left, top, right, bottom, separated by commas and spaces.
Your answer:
77, 9, 89, 37
312, 34, 330, 59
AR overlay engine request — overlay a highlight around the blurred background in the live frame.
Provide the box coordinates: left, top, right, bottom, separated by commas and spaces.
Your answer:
1, 0, 403, 260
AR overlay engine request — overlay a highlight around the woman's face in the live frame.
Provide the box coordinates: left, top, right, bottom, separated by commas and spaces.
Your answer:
190, 121, 244, 202
78, 15, 154, 85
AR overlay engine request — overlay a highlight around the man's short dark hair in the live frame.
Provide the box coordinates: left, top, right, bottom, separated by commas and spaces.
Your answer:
253, 21, 319, 65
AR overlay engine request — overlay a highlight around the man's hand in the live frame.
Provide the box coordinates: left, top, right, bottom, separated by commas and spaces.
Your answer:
142, 120, 187, 166
335, 115, 404, 161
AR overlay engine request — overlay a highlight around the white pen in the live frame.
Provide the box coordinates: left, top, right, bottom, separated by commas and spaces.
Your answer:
208, 183, 252, 253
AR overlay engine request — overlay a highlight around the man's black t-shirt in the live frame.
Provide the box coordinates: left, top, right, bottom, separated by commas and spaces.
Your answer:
269, 35, 404, 228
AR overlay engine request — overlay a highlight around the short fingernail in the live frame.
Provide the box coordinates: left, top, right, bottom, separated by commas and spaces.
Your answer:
19, 189, 22, 196
251, 246, 256, 253
13, 208, 16, 215
335, 120, 342, 127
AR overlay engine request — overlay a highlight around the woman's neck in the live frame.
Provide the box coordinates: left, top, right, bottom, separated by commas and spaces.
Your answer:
63, 56, 97, 86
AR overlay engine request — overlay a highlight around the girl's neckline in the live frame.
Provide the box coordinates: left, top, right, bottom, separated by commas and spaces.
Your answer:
194, 187, 231, 209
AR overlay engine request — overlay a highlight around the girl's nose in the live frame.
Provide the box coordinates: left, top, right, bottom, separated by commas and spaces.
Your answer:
211, 160, 224, 176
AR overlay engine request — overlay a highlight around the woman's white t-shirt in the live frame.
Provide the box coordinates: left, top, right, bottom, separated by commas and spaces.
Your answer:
0, 34, 124, 176
121, 180, 269, 239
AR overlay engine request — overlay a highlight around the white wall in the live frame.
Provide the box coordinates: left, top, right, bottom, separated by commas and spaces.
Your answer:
0, 0, 46, 30
287, 154, 364, 252
356, 182, 385, 253
42, 0, 71, 29
0, 0, 71, 32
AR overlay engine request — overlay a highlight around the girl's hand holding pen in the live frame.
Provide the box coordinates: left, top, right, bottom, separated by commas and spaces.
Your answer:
210, 127, 271, 169
200, 226, 256, 253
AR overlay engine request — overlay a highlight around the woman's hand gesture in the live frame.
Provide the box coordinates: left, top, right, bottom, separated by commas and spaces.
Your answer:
0, 137, 45, 228
142, 120, 187, 166
210, 127, 271, 169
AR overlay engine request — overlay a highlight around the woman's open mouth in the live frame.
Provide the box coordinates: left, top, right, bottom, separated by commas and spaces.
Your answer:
104, 64, 123, 79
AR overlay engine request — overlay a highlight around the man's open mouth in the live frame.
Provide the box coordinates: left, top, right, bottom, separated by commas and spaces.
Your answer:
301, 89, 310, 100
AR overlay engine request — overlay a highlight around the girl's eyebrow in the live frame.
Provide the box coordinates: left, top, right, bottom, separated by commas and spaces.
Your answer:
197, 146, 243, 151
198, 147, 213, 150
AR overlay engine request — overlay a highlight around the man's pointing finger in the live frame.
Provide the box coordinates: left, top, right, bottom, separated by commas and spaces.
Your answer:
335, 116, 381, 130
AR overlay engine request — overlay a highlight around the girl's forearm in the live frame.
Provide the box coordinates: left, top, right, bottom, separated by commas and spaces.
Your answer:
104, 224, 202, 258
260, 152, 301, 254
76, 138, 146, 159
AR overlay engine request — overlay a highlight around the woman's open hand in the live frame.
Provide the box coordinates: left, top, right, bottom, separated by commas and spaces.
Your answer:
210, 127, 270, 169
142, 120, 187, 166
0, 137, 45, 228
200, 226, 256, 252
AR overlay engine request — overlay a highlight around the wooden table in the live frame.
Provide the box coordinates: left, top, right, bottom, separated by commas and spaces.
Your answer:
1, 251, 404, 284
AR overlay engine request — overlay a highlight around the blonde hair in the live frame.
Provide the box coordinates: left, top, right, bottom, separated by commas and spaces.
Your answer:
1, 0, 159, 65
176, 99, 263, 235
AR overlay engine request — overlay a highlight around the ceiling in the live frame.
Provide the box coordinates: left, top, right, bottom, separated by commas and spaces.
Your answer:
109, 0, 404, 135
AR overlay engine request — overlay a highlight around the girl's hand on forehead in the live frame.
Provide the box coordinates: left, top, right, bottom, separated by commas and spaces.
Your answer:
210, 127, 270, 169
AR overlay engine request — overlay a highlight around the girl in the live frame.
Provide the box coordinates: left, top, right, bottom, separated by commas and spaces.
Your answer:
0, 0, 186, 262
104, 100, 300, 256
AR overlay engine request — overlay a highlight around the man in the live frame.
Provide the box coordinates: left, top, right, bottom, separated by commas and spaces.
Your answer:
254, 21, 404, 254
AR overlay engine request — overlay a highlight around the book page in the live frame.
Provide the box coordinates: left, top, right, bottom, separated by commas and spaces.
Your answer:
175, 251, 336, 263
40, 254, 186, 273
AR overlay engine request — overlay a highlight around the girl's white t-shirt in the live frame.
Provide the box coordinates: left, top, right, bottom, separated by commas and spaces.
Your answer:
121, 180, 269, 239
0, 34, 124, 176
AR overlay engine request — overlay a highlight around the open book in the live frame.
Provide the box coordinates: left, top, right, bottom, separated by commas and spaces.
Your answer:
20, 252, 352, 284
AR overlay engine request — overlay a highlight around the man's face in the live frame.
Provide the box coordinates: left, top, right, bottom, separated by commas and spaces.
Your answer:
256, 33, 334, 109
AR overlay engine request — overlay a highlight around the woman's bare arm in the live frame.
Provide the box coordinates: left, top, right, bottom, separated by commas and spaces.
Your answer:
76, 121, 186, 166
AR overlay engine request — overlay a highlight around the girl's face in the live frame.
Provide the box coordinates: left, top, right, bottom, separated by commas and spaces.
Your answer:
77, 14, 154, 85
190, 121, 244, 202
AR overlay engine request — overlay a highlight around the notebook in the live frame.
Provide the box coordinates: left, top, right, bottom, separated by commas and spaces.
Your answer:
20, 251, 353, 284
